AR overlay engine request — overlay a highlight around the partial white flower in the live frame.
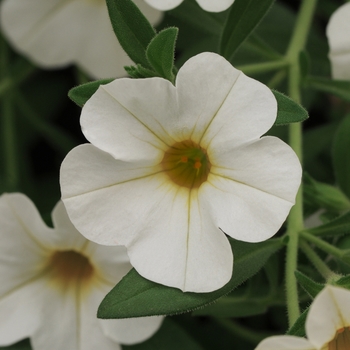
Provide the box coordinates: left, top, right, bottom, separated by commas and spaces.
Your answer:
0, 0, 162, 79
60, 52, 301, 293
326, 2, 350, 80
144, 0, 234, 12
0, 193, 163, 350
255, 285, 350, 350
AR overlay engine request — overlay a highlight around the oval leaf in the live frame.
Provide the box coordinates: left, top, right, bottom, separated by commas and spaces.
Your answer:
98, 238, 282, 319
273, 90, 309, 125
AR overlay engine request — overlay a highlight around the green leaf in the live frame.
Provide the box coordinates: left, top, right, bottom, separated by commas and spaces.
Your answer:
303, 173, 350, 212
68, 79, 113, 107
333, 115, 350, 199
124, 65, 159, 79
273, 90, 309, 125
220, 0, 275, 61
335, 275, 350, 289
287, 307, 309, 337
305, 77, 350, 102
295, 271, 324, 299
123, 318, 204, 350
98, 238, 282, 319
304, 211, 350, 238
146, 27, 178, 82
105, 0, 156, 69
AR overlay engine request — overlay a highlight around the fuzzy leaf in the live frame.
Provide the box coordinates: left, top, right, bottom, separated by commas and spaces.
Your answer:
305, 77, 350, 102
106, 0, 156, 69
333, 115, 350, 199
220, 0, 275, 61
295, 271, 324, 299
98, 239, 282, 319
273, 90, 309, 125
146, 27, 178, 82
68, 79, 113, 107
287, 307, 309, 337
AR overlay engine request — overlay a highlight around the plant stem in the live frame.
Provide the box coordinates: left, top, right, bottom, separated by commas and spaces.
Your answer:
284, 0, 318, 327
237, 59, 288, 76
300, 240, 337, 280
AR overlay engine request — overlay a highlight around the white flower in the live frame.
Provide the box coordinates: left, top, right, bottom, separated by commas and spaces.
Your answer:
255, 285, 350, 350
0, 0, 162, 79
144, 0, 234, 12
0, 193, 163, 350
326, 2, 350, 80
60, 52, 302, 293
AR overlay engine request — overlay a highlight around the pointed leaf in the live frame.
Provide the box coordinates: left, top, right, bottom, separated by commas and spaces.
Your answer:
335, 275, 350, 289
220, 0, 275, 61
287, 307, 309, 337
68, 79, 113, 107
304, 211, 350, 237
98, 238, 282, 319
273, 90, 309, 125
305, 76, 350, 102
295, 271, 324, 299
333, 115, 350, 198
106, 0, 156, 69
146, 27, 178, 82
123, 318, 204, 350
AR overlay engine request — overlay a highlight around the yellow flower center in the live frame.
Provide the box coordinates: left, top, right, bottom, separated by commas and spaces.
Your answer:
49, 250, 94, 285
161, 140, 211, 189
328, 327, 350, 350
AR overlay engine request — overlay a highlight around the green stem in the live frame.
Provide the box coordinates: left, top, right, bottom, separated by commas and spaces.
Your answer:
284, 0, 318, 327
300, 240, 337, 280
236, 59, 288, 76
300, 231, 343, 259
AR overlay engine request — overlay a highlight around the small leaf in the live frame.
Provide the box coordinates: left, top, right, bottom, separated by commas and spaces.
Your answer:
287, 307, 309, 337
68, 79, 113, 107
123, 318, 204, 350
295, 271, 324, 299
304, 211, 350, 237
98, 238, 282, 319
220, 0, 275, 61
106, 0, 156, 69
305, 76, 350, 102
333, 115, 350, 199
124, 65, 159, 79
146, 27, 178, 82
273, 90, 309, 125
335, 275, 350, 289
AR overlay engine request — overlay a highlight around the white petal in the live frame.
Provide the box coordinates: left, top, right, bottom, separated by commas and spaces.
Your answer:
326, 3, 350, 80
199, 68, 277, 151
0, 193, 53, 295
144, 0, 183, 11
100, 316, 163, 345
81, 78, 177, 160
306, 285, 350, 349
196, 0, 234, 12
201, 173, 295, 242
255, 335, 315, 350
0, 278, 43, 346
210, 137, 301, 204
127, 188, 233, 292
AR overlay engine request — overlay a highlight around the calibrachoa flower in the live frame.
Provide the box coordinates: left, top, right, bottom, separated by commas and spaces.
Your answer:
255, 285, 350, 350
0, 0, 162, 79
60, 52, 302, 293
0, 193, 163, 350
144, 0, 234, 12
326, 2, 350, 80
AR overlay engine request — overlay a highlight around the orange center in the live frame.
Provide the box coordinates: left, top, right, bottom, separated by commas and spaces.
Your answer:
328, 327, 350, 350
161, 140, 211, 189
49, 250, 93, 284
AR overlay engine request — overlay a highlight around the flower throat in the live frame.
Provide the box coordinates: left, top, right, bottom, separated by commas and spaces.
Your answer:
161, 140, 211, 189
328, 327, 350, 350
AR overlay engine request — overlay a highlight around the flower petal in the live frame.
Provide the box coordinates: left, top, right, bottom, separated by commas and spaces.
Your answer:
201, 172, 295, 242
255, 335, 315, 350
326, 3, 350, 80
127, 188, 233, 292
81, 78, 177, 161
196, 0, 234, 12
144, 0, 183, 11
99, 316, 163, 345
306, 285, 350, 349
0, 193, 53, 295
